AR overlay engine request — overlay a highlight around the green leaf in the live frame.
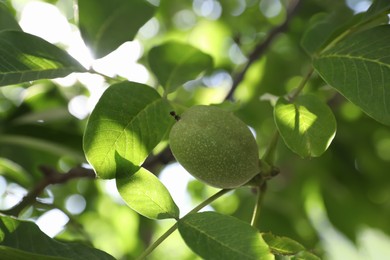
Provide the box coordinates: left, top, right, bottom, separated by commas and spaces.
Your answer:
302, 0, 390, 55
0, 3, 22, 31
0, 31, 86, 87
78, 0, 155, 58
274, 94, 337, 158
178, 212, 274, 260
148, 41, 213, 94
0, 216, 115, 260
262, 233, 305, 256
83, 82, 173, 179
0, 158, 33, 187
0, 246, 67, 260
292, 251, 321, 260
363, 0, 390, 21
301, 8, 353, 54
0, 135, 85, 163
314, 25, 390, 125
116, 167, 179, 220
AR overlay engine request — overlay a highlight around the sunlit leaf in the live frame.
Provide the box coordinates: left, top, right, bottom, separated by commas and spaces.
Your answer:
83, 82, 173, 179
262, 233, 305, 255
0, 3, 22, 31
274, 94, 337, 158
116, 167, 179, 220
0, 31, 86, 87
314, 25, 390, 125
78, 0, 155, 58
178, 212, 274, 260
0, 216, 115, 260
148, 41, 213, 94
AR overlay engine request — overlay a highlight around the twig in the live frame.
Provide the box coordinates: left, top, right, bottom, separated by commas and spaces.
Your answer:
1, 166, 96, 217
226, 0, 301, 100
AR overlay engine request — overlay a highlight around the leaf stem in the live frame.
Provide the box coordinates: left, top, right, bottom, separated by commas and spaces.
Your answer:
288, 67, 314, 102
250, 182, 267, 227
136, 188, 231, 260
262, 131, 280, 166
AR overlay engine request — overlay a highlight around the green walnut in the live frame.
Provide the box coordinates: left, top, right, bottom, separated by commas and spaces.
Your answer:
169, 105, 260, 189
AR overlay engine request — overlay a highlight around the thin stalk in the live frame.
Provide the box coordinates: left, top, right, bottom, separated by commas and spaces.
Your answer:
136, 189, 231, 260
262, 131, 280, 166
288, 67, 314, 102
250, 182, 267, 227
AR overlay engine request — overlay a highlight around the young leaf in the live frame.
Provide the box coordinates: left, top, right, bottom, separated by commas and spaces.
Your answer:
314, 25, 390, 125
0, 31, 86, 87
148, 41, 213, 94
78, 0, 155, 58
83, 82, 173, 179
0, 216, 115, 260
274, 94, 337, 158
116, 167, 180, 220
178, 212, 274, 260
262, 233, 305, 256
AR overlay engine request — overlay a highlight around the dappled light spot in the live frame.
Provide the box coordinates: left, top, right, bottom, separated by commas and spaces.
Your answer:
65, 194, 87, 215
139, 17, 160, 39
259, 0, 282, 18
193, 0, 222, 20
173, 10, 197, 30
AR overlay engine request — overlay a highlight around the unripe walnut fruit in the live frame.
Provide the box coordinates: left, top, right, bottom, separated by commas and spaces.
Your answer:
169, 105, 260, 189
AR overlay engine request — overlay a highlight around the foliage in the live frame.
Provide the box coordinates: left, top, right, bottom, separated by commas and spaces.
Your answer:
0, 0, 390, 259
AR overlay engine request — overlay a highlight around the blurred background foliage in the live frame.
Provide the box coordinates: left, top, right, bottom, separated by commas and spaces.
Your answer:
0, 0, 390, 259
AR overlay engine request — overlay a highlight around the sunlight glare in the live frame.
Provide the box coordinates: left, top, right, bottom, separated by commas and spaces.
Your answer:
36, 209, 69, 237
92, 41, 150, 84
19, 1, 72, 44
159, 163, 214, 216
68, 95, 89, 119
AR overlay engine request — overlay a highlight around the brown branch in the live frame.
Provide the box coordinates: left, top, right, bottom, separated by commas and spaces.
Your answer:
1, 166, 96, 217
142, 147, 174, 173
225, 0, 302, 100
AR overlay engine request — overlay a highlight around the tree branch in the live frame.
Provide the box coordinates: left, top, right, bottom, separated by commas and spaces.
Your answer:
1, 166, 96, 217
225, 0, 301, 100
